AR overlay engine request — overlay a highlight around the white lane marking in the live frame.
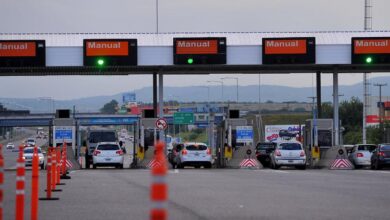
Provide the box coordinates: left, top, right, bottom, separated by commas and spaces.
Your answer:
255, 169, 290, 174
168, 169, 179, 174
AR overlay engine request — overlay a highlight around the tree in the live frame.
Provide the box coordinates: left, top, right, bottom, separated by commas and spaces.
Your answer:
339, 97, 363, 132
321, 102, 333, 118
100, 100, 119, 114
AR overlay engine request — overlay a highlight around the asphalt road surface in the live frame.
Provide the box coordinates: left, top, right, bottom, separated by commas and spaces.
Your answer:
3, 167, 390, 220
3, 131, 48, 170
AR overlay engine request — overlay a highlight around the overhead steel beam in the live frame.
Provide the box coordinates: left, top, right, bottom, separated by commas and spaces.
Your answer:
0, 64, 390, 76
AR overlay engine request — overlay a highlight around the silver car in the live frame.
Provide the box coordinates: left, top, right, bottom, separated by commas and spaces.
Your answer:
349, 144, 377, 168
175, 142, 212, 169
270, 140, 306, 170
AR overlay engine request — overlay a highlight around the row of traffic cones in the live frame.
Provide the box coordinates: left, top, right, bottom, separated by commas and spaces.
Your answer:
0, 141, 71, 220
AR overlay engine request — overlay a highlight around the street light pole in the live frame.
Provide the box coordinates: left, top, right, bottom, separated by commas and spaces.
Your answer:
374, 83, 387, 142
200, 86, 211, 147
221, 77, 239, 103
207, 80, 223, 103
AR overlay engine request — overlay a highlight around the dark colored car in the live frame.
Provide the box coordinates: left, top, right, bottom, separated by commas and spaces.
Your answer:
371, 144, 390, 170
255, 142, 276, 167
168, 143, 184, 169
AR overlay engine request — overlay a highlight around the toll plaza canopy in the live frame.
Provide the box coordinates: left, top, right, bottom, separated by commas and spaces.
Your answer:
0, 31, 390, 75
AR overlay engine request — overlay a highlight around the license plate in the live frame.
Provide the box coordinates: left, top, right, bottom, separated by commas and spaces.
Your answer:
105, 158, 111, 161
195, 153, 199, 156
288, 160, 293, 163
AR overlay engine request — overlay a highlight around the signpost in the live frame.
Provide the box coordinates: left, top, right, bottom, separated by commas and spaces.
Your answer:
83, 39, 137, 66
0, 40, 46, 67
173, 112, 194, 124
155, 118, 168, 130
53, 126, 74, 144
236, 126, 253, 143
173, 37, 226, 65
262, 37, 315, 64
352, 37, 390, 64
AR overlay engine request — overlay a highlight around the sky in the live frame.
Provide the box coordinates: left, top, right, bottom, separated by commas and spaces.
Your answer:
1, 0, 390, 100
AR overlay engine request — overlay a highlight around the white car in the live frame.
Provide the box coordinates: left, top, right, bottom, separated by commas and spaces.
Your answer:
27, 138, 36, 146
6, 142, 15, 149
270, 140, 306, 170
175, 142, 212, 169
23, 147, 45, 169
92, 142, 124, 169
349, 144, 377, 168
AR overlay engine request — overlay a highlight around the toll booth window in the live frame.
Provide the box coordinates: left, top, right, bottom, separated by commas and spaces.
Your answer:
278, 143, 301, 150
318, 130, 332, 147
186, 145, 207, 151
97, 144, 120, 151
256, 143, 276, 150
358, 145, 377, 151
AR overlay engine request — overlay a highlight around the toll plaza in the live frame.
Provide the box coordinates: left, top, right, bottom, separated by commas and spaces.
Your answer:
1, 31, 390, 171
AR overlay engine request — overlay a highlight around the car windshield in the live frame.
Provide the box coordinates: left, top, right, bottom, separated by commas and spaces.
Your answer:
278, 143, 302, 150
186, 145, 207, 151
97, 144, 120, 151
380, 145, 390, 151
357, 145, 376, 151
28, 139, 35, 142
89, 132, 116, 143
24, 148, 42, 153
256, 143, 275, 150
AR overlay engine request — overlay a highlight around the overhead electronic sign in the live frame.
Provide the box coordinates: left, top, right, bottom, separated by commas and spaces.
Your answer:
83, 39, 137, 66
0, 40, 46, 67
352, 37, 390, 64
262, 37, 315, 64
173, 37, 226, 65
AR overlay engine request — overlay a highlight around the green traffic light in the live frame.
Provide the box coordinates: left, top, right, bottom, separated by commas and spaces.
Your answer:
187, 58, 194, 64
365, 57, 373, 64
97, 59, 105, 66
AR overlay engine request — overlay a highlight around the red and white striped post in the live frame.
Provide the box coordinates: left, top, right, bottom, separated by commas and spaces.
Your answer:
15, 145, 25, 220
62, 141, 66, 176
51, 147, 56, 190
150, 142, 168, 220
51, 147, 62, 192
0, 144, 4, 220
31, 146, 39, 220
56, 148, 61, 185
60, 141, 71, 179
39, 147, 59, 201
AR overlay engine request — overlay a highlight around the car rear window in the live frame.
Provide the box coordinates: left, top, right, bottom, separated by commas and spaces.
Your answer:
186, 145, 207, 151
380, 145, 390, 151
24, 148, 42, 153
97, 144, 120, 151
278, 143, 302, 150
256, 143, 275, 150
357, 145, 376, 151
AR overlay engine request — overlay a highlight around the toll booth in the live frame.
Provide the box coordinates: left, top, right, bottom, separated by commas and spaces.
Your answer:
52, 110, 76, 150
52, 109, 80, 169
304, 119, 335, 149
216, 110, 254, 168
304, 119, 340, 166
137, 115, 159, 168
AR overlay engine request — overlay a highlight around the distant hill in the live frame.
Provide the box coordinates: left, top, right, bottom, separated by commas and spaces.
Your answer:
1, 76, 390, 113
